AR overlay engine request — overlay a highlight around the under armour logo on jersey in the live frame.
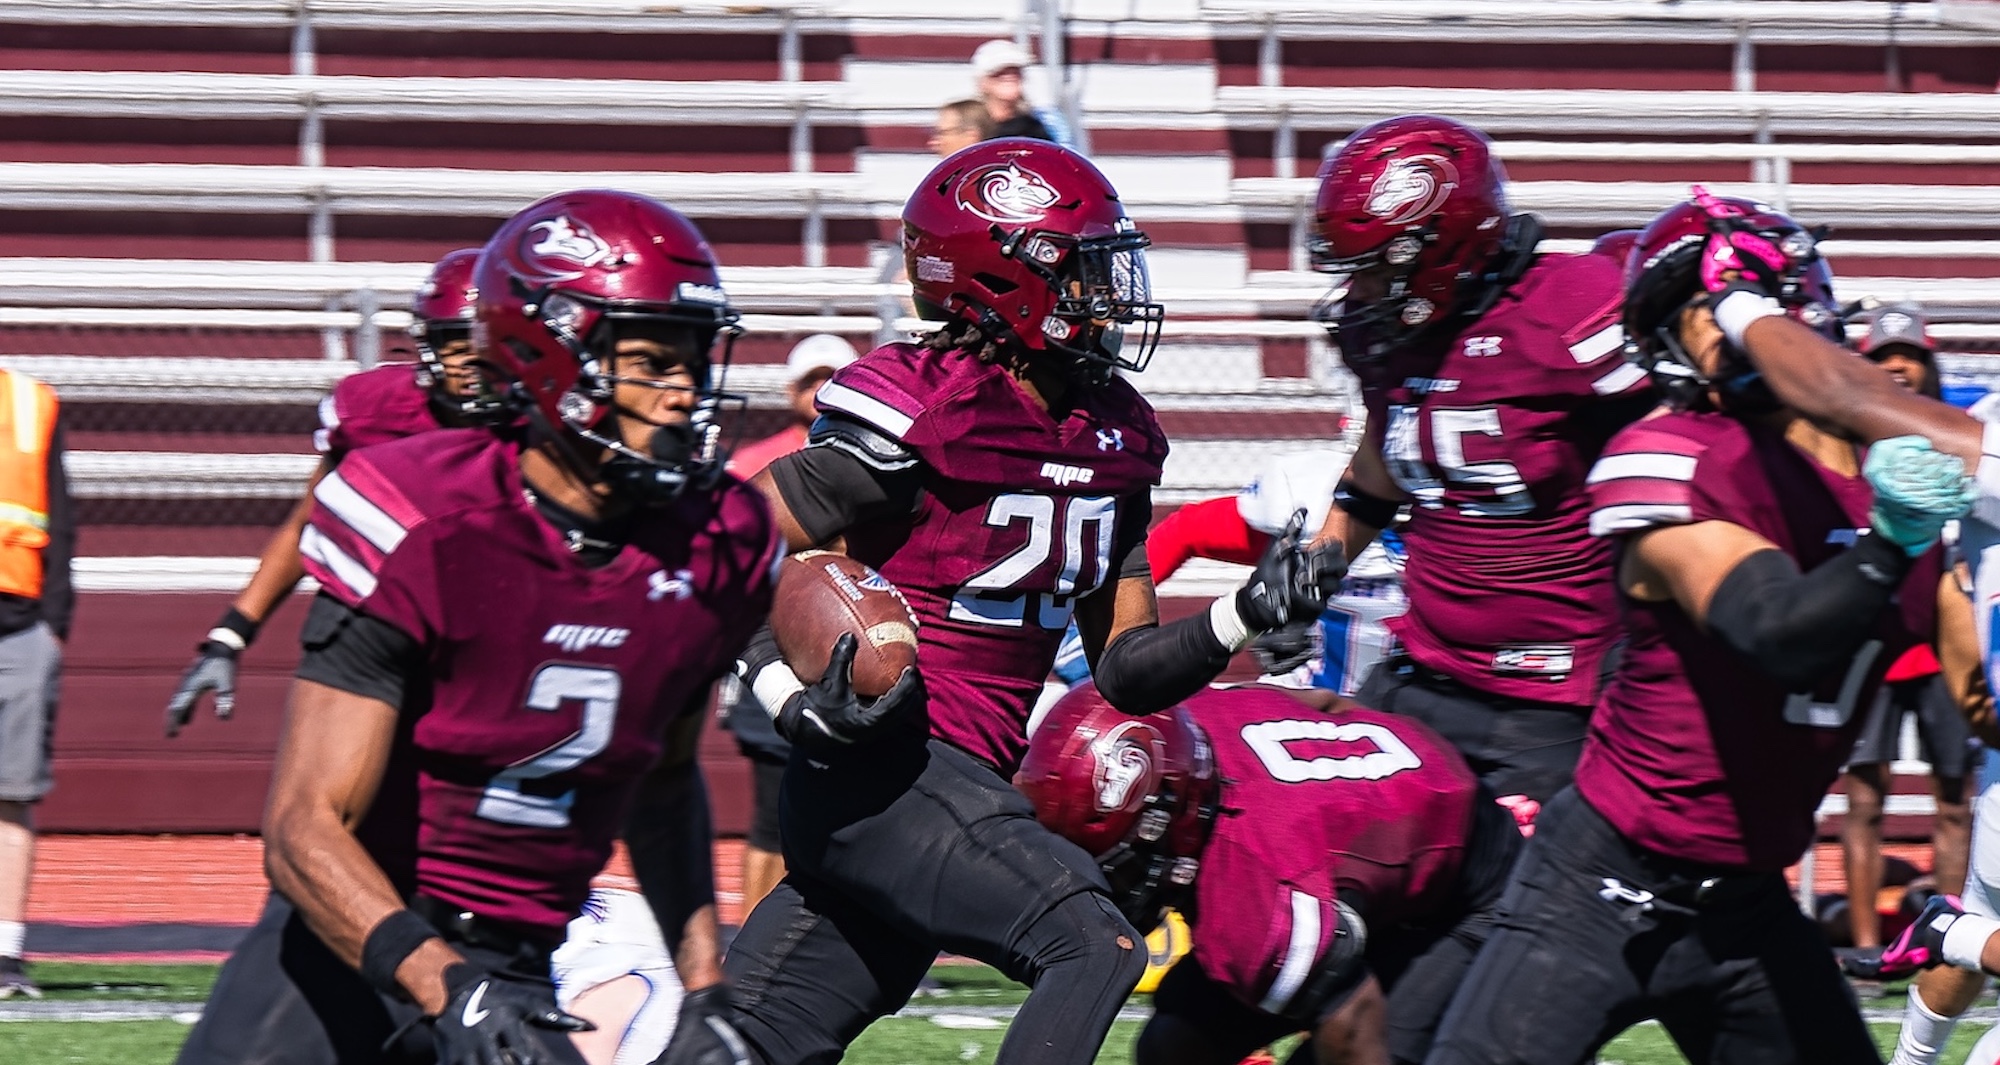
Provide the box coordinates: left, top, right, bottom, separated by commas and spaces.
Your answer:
648, 568, 695, 601
1597, 877, 1656, 913
543, 624, 632, 653
1463, 335, 1503, 358
1040, 461, 1095, 487
1097, 428, 1125, 452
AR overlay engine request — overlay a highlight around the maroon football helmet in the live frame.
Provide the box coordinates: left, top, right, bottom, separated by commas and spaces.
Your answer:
1590, 228, 1641, 265
1622, 189, 1836, 412
1310, 115, 1523, 362
903, 138, 1164, 384
474, 189, 742, 499
409, 248, 508, 423
1016, 684, 1219, 933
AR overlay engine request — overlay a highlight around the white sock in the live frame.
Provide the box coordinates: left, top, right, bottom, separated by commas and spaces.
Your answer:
1942, 912, 2000, 971
1892, 985, 1959, 1065
0, 920, 23, 958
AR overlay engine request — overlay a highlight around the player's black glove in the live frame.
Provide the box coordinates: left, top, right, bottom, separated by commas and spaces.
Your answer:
164, 608, 260, 738
1235, 511, 1345, 634
430, 965, 593, 1065
774, 633, 924, 750
1250, 622, 1318, 676
654, 985, 756, 1065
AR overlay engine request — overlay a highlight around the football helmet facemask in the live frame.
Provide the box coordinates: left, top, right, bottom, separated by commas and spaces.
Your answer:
904, 138, 1164, 385
474, 189, 744, 502
1015, 684, 1220, 934
1309, 114, 1529, 363
1622, 187, 1838, 414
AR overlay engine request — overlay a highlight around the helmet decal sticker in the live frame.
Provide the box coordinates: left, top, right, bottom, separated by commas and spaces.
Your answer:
956, 162, 1062, 225
1091, 720, 1157, 812
1364, 155, 1460, 227
520, 216, 612, 280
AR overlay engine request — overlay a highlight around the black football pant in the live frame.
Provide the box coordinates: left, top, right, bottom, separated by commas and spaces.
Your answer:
1145, 795, 1521, 1065
1425, 787, 1880, 1065
724, 734, 1146, 1065
1358, 662, 1587, 804
176, 892, 586, 1065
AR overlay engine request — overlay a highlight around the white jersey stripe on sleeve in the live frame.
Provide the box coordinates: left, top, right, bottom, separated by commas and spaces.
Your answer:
1569, 324, 1625, 364
1590, 503, 1695, 537
1259, 890, 1323, 1014
300, 523, 379, 600
314, 470, 409, 555
816, 381, 915, 440
1590, 363, 1649, 396
1586, 453, 1698, 485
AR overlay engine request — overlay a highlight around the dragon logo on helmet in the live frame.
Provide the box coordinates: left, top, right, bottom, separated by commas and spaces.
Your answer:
1364, 156, 1460, 227
956, 162, 1062, 226
519, 215, 612, 280
1091, 720, 1157, 812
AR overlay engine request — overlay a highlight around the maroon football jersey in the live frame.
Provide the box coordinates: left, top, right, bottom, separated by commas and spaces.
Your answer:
1580, 412, 1922, 870
811, 342, 1167, 772
313, 363, 440, 456
299, 429, 779, 933
1181, 686, 1479, 1014
1354, 252, 1643, 706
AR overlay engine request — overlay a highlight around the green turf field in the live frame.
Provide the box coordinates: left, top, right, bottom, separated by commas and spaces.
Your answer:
0, 962, 1992, 1064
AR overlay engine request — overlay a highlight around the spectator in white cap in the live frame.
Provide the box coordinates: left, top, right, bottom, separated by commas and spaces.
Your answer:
727, 333, 859, 479
969, 39, 1076, 149
1862, 301, 1942, 399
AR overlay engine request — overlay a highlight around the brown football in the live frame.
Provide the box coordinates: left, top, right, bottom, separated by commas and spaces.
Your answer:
770, 550, 920, 698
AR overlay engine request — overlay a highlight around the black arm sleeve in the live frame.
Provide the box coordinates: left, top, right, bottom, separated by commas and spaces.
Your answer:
1704, 533, 1913, 692
294, 592, 425, 708
1093, 611, 1236, 716
1114, 488, 1153, 581
39, 415, 73, 641
767, 414, 925, 545
623, 716, 716, 956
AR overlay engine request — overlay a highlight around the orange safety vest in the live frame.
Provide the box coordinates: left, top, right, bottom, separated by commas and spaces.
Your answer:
0, 371, 58, 600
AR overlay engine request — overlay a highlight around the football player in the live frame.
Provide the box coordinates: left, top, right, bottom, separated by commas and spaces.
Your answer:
721, 138, 1336, 1065
1019, 682, 1517, 1065
1305, 116, 1657, 825
175, 190, 782, 1065
162, 247, 507, 736
1683, 213, 2000, 1065
1424, 191, 1973, 1065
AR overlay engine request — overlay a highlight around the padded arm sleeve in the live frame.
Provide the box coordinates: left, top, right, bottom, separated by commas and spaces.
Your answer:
767, 414, 925, 545
1704, 532, 1914, 692
1093, 611, 1237, 716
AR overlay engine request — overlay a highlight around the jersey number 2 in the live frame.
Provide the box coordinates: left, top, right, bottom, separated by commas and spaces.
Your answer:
478, 664, 621, 829
952, 494, 1117, 630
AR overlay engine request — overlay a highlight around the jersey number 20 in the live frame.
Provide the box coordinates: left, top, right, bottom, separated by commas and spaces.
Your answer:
952, 493, 1116, 630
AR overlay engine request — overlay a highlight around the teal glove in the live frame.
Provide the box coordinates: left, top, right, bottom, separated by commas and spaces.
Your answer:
1864, 435, 1976, 556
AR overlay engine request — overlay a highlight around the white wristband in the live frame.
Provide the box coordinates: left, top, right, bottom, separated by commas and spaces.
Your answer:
1207, 594, 1254, 653
749, 662, 807, 722
1942, 911, 2000, 971
205, 627, 249, 653
1710, 289, 1783, 348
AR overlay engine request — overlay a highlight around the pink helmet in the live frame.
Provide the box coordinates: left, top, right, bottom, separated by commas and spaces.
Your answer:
409, 248, 506, 422
1622, 187, 1836, 411
1015, 684, 1219, 932
902, 138, 1163, 383
474, 189, 742, 499
1310, 115, 1520, 362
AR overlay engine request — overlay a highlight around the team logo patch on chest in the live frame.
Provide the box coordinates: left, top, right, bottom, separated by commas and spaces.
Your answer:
543, 624, 632, 654
1040, 461, 1096, 487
